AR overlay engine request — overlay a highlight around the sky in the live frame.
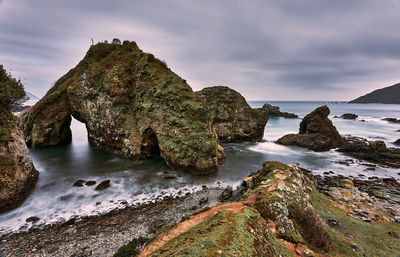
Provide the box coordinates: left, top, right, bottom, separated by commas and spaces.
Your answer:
1, 0, 400, 101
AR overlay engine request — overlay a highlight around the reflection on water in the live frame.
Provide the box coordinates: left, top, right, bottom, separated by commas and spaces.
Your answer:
1, 102, 400, 234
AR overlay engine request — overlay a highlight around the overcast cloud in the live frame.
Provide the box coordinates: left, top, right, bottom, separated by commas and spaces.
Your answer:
1, 0, 400, 100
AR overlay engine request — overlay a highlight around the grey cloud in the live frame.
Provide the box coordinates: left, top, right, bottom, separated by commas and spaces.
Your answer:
0, 0, 400, 100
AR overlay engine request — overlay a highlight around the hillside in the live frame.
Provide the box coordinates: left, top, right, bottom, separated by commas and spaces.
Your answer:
350, 83, 400, 104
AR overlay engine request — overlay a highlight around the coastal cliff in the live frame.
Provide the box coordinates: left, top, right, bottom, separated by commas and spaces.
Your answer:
20, 41, 226, 174
196, 86, 268, 142
350, 83, 400, 104
0, 65, 38, 213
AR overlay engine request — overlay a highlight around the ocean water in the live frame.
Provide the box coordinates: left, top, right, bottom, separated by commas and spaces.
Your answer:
1, 101, 399, 234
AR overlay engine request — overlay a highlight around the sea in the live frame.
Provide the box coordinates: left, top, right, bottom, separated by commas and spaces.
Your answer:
1, 101, 400, 234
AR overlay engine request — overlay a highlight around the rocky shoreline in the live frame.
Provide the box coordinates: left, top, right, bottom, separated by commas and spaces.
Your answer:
1, 164, 399, 257
0, 187, 228, 257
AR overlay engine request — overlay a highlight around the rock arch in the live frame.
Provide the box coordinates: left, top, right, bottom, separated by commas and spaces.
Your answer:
20, 41, 226, 174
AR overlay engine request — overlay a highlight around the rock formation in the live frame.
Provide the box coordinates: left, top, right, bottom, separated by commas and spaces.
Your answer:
350, 83, 400, 104
132, 161, 400, 257
394, 139, 400, 146
0, 65, 38, 213
196, 86, 268, 142
21, 41, 225, 174
1, 93, 38, 215
337, 137, 400, 168
260, 103, 298, 118
334, 113, 358, 120
277, 105, 344, 151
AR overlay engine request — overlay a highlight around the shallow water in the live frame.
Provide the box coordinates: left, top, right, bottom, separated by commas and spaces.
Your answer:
1, 101, 399, 234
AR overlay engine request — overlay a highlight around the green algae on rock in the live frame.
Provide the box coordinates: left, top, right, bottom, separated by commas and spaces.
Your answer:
20, 41, 226, 174
196, 86, 268, 142
134, 161, 400, 256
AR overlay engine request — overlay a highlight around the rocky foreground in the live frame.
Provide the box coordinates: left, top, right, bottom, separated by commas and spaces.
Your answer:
2, 162, 399, 257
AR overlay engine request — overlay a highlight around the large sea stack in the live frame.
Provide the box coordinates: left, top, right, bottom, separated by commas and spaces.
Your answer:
277, 105, 344, 151
0, 66, 38, 213
20, 41, 225, 175
196, 86, 268, 142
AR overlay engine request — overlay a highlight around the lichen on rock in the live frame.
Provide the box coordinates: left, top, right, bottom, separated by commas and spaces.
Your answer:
20, 41, 226, 174
0, 105, 38, 213
196, 86, 268, 142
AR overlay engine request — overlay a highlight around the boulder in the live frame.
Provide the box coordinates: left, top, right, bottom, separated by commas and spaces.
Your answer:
196, 86, 268, 142
334, 113, 358, 120
95, 180, 110, 191
277, 105, 344, 151
394, 139, 400, 146
20, 41, 226, 175
0, 106, 38, 213
277, 133, 334, 152
260, 103, 298, 118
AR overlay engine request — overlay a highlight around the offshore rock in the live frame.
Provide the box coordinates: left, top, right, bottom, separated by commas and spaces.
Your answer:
20, 41, 225, 174
277, 105, 344, 151
337, 137, 400, 168
196, 86, 268, 142
260, 103, 298, 118
0, 106, 38, 213
334, 113, 358, 120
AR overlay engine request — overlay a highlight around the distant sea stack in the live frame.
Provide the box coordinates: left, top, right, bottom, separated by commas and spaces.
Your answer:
260, 103, 298, 118
350, 83, 400, 104
196, 86, 268, 142
0, 65, 38, 213
277, 105, 344, 151
20, 40, 225, 175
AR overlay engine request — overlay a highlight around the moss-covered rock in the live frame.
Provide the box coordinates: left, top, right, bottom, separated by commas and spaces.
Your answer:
21, 41, 226, 174
0, 105, 38, 213
136, 161, 400, 256
196, 86, 268, 142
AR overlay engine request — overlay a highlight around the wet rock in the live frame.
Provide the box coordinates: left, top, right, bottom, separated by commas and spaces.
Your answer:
85, 180, 96, 186
162, 174, 178, 179
394, 139, 400, 146
95, 180, 110, 191
73, 180, 86, 187
277, 133, 334, 152
260, 103, 299, 118
334, 113, 358, 120
277, 106, 344, 151
20, 41, 226, 175
26, 216, 40, 223
196, 86, 268, 142
199, 197, 208, 205
338, 137, 400, 168
382, 117, 400, 123
219, 186, 233, 201
59, 194, 74, 201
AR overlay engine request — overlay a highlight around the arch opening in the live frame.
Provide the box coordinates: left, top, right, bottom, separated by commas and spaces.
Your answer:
141, 128, 160, 158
